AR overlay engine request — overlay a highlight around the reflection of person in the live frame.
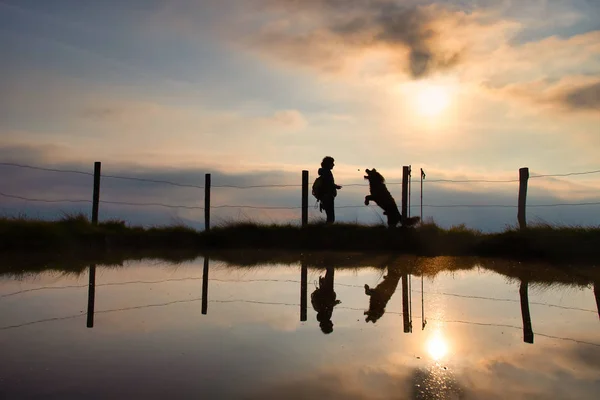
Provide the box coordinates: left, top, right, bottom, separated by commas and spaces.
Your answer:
318, 156, 342, 224
311, 266, 341, 334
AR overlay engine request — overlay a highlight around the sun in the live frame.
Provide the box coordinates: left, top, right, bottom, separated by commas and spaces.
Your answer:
426, 331, 449, 361
415, 84, 451, 117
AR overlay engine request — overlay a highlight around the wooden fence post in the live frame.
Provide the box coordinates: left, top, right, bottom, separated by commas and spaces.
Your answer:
205, 174, 211, 231
300, 262, 307, 321
518, 167, 529, 229
92, 162, 101, 225
202, 257, 209, 315
302, 170, 309, 227
401, 166, 409, 225
86, 265, 96, 328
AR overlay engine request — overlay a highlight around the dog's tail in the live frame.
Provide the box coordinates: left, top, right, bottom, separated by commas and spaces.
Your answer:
402, 216, 421, 227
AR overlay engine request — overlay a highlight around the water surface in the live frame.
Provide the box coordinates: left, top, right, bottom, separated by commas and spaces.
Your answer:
1, 255, 598, 399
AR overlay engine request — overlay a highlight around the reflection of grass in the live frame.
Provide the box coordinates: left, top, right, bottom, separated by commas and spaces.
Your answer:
1, 215, 599, 265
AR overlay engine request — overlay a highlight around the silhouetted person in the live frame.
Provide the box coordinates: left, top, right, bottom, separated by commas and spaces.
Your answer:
318, 156, 342, 224
364, 267, 402, 323
311, 266, 340, 334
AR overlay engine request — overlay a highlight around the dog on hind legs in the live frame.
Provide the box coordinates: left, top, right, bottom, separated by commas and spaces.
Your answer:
363, 168, 421, 228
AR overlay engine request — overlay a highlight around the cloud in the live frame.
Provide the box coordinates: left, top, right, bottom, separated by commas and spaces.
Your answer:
487, 76, 600, 118
236, 0, 470, 78
80, 100, 308, 135
262, 109, 308, 130
244, 343, 600, 400
561, 81, 600, 111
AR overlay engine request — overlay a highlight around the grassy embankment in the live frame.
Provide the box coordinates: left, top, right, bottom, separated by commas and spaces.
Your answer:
1, 214, 599, 264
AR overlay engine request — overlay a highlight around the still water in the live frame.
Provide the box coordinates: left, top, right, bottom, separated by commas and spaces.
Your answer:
0, 254, 598, 399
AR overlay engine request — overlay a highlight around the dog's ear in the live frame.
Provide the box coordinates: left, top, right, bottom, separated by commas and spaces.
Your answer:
365, 169, 371, 173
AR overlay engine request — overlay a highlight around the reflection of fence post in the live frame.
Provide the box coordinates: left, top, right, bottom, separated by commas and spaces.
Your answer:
518, 167, 529, 230
300, 262, 307, 321
205, 174, 211, 231
92, 162, 101, 225
302, 170, 308, 227
86, 265, 96, 328
519, 280, 534, 344
402, 273, 411, 333
202, 257, 209, 315
402, 166, 409, 225
421, 273, 426, 330
594, 281, 599, 320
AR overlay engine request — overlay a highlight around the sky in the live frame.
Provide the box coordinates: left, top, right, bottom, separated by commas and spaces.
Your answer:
0, 0, 599, 231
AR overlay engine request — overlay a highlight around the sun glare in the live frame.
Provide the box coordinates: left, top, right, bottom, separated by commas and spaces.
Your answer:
426, 331, 449, 361
416, 84, 451, 117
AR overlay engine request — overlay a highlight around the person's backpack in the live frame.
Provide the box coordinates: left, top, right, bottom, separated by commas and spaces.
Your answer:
312, 176, 324, 201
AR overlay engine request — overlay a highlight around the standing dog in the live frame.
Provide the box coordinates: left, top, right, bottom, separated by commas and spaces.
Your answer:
364, 168, 420, 227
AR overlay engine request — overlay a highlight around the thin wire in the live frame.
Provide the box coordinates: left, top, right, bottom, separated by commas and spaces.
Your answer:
4, 279, 594, 314
342, 183, 404, 187
0, 162, 296, 190
212, 184, 301, 189
0, 192, 205, 210
426, 178, 519, 183
0, 192, 91, 204
102, 174, 204, 189
0, 162, 93, 176
212, 205, 301, 210
419, 204, 517, 208
530, 170, 600, 178
1, 298, 598, 346
528, 202, 600, 207
101, 200, 204, 210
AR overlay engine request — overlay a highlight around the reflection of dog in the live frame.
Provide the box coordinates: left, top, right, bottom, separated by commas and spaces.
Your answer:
364, 268, 402, 323
364, 168, 420, 227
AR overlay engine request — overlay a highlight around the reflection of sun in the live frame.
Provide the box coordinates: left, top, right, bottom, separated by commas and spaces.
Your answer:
416, 84, 451, 117
426, 331, 449, 361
